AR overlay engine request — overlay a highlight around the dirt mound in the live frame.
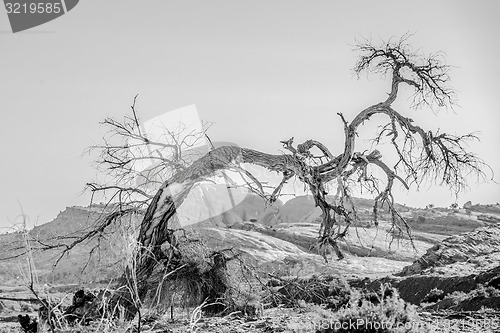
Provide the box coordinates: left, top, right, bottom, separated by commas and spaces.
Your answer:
400, 224, 500, 276
352, 265, 500, 306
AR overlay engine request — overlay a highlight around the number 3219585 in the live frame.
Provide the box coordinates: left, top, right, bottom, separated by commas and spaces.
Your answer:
5, 2, 62, 14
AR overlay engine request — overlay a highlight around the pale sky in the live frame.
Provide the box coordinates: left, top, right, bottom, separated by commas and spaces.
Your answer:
1, 1, 499, 230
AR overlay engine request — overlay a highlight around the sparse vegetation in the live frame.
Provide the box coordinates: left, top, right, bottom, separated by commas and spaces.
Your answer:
317, 285, 424, 333
99, 34, 490, 319
421, 288, 445, 304
1, 35, 497, 333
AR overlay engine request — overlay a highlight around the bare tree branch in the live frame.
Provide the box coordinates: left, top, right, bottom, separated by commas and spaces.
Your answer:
49, 36, 492, 319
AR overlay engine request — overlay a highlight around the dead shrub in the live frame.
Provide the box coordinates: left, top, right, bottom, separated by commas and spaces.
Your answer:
263, 274, 351, 310
318, 284, 423, 333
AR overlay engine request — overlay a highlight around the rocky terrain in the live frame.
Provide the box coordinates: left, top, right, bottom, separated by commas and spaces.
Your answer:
352, 226, 500, 306
1, 184, 499, 332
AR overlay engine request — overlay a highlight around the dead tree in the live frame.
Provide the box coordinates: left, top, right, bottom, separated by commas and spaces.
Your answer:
92, 36, 489, 318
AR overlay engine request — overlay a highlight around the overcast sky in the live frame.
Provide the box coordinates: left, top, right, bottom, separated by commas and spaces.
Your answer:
1, 0, 499, 230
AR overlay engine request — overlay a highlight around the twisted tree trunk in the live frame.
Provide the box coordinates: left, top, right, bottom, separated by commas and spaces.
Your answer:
112, 37, 487, 318
116, 146, 311, 317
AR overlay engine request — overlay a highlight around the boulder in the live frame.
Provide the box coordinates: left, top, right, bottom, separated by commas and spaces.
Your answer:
400, 225, 500, 276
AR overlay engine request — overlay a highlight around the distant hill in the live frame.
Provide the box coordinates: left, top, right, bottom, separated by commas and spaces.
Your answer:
0, 205, 130, 285
0, 185, 498, 286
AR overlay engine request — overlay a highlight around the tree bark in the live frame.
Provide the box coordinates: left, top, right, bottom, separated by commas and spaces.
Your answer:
111, 37, 489, 318
117, 145, 309, 317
